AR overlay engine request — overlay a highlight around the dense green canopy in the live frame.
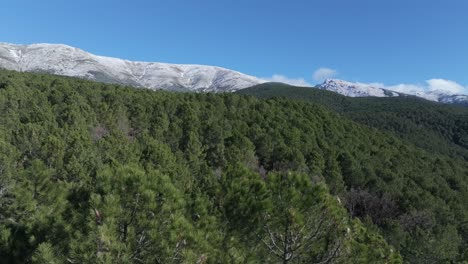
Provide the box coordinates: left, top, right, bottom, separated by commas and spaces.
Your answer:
1, 71, 467, 263
238, 82, 468, 160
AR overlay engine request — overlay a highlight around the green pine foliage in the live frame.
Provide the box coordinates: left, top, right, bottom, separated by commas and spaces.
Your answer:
0, 70, 466, 262
238, 83, 468, 161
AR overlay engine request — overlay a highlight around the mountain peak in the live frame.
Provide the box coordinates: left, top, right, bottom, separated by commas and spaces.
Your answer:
0, 42, 263, 92
317, 79, 468, 105
0, 42, 466, 105
323, 78, 354, 85
317, 78, 400, 98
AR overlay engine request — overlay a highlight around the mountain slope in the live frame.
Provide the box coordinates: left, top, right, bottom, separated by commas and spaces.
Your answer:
317, 79, 402, 97
1, 42, 466, 104
238, 82, 468, 160
1, 70, 468, 262
0, 70, 405, 263
0, 42, 263, 92
317, 78, 468, 105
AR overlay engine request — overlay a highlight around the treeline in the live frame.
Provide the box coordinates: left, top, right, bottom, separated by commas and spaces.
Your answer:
238, 83, 468, 161
0, 70, 467, 262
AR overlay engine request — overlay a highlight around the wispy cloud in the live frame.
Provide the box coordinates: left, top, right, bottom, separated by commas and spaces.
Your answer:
261, 67, 338, 87
263, 74, 311, 87
261, 69, 467, 96
387, 79, 468, 95
426, 79, 466, 94
313, 67, 337, 82
386, 83, 426, 94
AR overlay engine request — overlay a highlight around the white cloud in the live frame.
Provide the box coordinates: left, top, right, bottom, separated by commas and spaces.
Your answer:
426, 79, 466, 94
367, 82, 385, 88
263, 74, 311, 87
313, 67, 337, 82
261, 70, 467, 96
262, 67, 338, 86
386, 79, 467, 95
386, 83, 426, 94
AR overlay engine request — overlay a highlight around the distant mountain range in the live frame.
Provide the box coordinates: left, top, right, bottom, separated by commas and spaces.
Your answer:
317, 79, 468, 105
0, 43, 262, 92
0, 42, 466, 105
317, 79, 402, 97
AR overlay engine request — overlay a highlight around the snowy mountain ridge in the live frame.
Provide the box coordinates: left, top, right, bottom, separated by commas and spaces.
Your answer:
0, 42, 263, 92
317, 79, 468, 105
317, 79, 401, 98
0, 42, 466, 105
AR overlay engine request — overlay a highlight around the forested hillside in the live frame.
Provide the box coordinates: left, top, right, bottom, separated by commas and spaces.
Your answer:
1, 70, 467, 263
238, 83, 468, 161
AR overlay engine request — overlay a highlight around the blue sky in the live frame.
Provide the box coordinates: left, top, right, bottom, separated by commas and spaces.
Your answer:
2, 0, 467, 93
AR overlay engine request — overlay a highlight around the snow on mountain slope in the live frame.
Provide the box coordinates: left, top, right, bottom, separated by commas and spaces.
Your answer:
317, 79, 401, 98
1, 42, 466, 105
423, 91, 468, 105
317, 79, 468, 105
0, 42, 263, 92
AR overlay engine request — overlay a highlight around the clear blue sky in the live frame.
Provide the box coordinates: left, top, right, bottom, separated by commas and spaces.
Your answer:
2, 0, 467, 90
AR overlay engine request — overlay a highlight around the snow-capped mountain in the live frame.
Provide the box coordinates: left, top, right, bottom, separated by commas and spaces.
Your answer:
0, 42, 263, 92
1, 42, 466, 105
409, 90, 468, 105
317, 79, 468, 105
317, 79, 401, 98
